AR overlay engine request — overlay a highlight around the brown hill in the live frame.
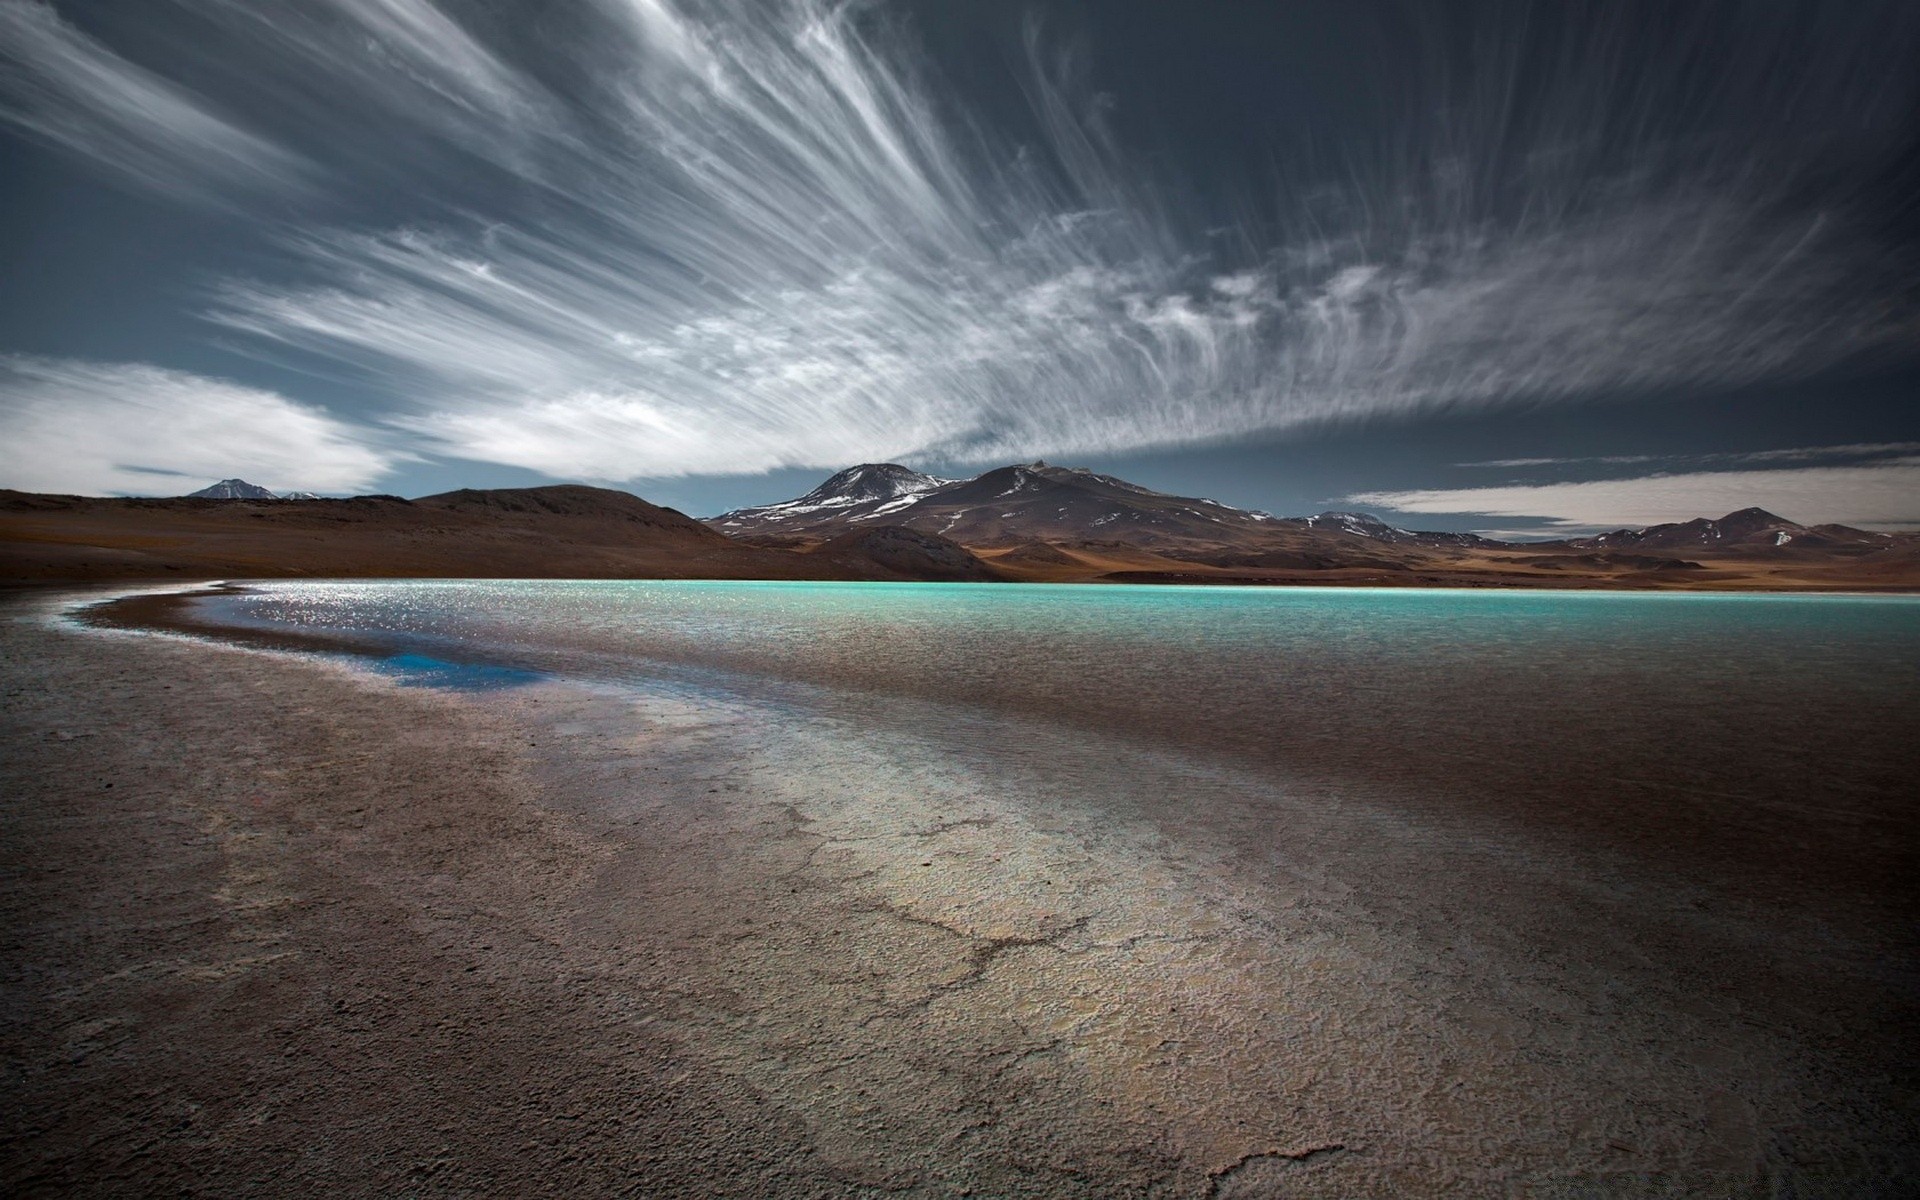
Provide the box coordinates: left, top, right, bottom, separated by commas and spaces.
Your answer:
415, 485, 711, 530
810, 526, 1002, 583
709, 467, 1920, 591
0, 486, 850, 583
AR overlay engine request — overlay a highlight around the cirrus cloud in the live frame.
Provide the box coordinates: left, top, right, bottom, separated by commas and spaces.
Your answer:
1350, 462, 1920, 534
0, 0, 313, 203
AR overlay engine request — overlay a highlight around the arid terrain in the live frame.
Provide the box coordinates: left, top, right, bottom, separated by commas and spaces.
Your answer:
5, 467, 1917, 590
713, 463, 1920, 591
0, 486, 990, 585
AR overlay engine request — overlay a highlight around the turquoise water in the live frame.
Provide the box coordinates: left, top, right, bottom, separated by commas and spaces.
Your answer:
187, 580, 1920, 913
368, 652, 547, 691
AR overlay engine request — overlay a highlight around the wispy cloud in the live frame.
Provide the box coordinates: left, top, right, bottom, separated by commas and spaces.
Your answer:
0, 0, 313, 203
0, 358, 395, 495
1735, 443, 1920, 464
1350, 462, 1920, 533
1458, 455, 1659, 469
188, 0, 552, 175
1458, 444, 1920, 471
2, 0, 1916, 481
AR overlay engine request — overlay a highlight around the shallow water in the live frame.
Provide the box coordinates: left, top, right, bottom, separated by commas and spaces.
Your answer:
188, 581, 1920, 909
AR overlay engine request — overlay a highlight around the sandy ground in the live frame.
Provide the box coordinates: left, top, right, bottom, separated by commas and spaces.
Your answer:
3, 587, 1915, 1197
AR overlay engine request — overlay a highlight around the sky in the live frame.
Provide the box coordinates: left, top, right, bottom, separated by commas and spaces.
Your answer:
1, 0, 1916, 535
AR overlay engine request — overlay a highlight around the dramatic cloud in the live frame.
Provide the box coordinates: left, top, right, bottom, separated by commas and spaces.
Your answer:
1, 0, 1916, 482
1351, 462, 1920, 533
0, 358, 394, 495
0, 1, 312, 203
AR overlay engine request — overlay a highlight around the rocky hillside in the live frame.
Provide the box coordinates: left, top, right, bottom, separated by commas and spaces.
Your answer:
1558, 508, 1898, 555
0, 485, 998, 584
707, 464, 1920, 590
186, 478, 283, 500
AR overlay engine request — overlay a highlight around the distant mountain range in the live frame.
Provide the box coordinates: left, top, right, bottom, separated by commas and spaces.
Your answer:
1565, 506, 1898, 554
708, 462, 1917, 588
1, 468, 1912, 589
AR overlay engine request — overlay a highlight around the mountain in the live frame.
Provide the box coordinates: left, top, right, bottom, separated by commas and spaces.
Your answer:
1560, 508, 1897, 555
713, 460, 1281, 551
797, 463, 951, 506
1301, 510, 1503, 549
710, 462, 1507, 557
187, 478, 279, 500
0, 485, 975, 583
1301, 510, 1401, 538
708, 463, 949, 540
706, 466, 1920, 590
415, 484, 721, 539
4, 480, 1913, 591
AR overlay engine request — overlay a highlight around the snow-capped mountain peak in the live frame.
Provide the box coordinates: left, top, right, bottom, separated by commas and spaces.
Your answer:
805, 463, 948, 505
1302, 510, 1406, 539
709, 463, 951, 527
186, 478, 279, 500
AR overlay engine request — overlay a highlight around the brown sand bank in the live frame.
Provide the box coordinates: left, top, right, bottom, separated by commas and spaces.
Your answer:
3, 588, 1915, 1196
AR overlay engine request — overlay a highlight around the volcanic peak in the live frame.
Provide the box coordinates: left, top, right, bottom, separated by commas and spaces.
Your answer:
186, 478, 281, 500
800, 464, 948, 506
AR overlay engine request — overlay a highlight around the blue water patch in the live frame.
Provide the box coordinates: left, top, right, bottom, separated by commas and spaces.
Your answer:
368, 651, 545, 691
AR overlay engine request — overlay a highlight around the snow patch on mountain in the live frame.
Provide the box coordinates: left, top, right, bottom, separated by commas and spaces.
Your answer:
1303, 510, 1410, 539
186, 478, 285, 500
714, 463, 950, 527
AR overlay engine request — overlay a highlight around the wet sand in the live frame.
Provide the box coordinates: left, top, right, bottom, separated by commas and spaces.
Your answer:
3, 586, 1915, 1196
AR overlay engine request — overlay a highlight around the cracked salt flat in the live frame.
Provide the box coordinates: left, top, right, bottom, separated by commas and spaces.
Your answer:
470, 649, 1916, 1194
503, 676, 1374, 1183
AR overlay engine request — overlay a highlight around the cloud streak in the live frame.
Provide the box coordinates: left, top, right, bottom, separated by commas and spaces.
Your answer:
0, 0, 312, 203
1, 0, 1916, 482
0, 358, 395, 495
1458, 444, 1920, 471
1351, 462, 1920, 533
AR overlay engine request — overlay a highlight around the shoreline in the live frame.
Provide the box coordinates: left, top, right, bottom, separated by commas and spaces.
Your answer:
9, 568, 1919, 594
75, 583, 414, 662
4, 586, 1916, 1195
37, 573, 1920, 615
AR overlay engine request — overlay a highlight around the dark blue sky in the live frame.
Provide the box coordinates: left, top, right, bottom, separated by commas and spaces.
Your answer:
1, 0, 1915, 533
